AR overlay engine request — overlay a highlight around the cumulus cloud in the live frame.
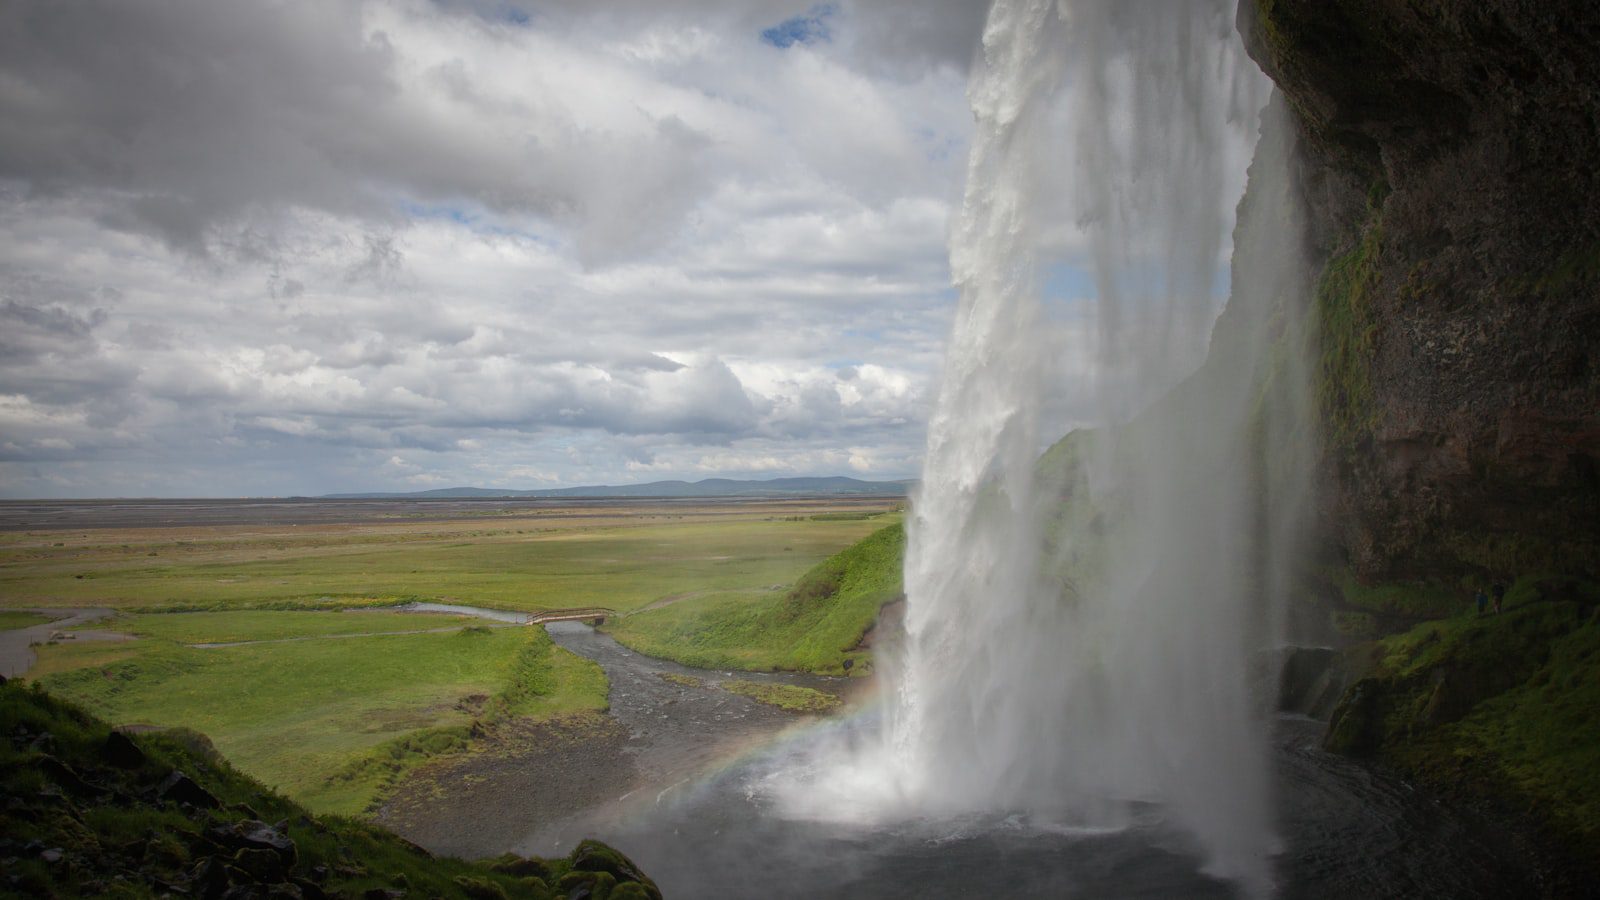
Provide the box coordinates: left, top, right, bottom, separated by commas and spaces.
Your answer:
0, 0, 995, 497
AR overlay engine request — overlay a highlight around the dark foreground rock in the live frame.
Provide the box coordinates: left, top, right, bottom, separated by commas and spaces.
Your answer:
0, 680, 657, 899
1276, 646, 1352, 720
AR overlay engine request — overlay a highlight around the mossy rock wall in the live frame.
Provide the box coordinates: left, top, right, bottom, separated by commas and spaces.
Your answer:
1242, 0, 1600, 584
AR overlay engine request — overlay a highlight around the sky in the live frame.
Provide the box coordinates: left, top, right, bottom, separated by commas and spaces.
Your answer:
0, 0, 1004, 498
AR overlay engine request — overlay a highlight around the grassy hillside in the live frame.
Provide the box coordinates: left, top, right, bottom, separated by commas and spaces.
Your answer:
31, 610, 606, 816
0, 679, 659, 899
603, 522, 905, 674
1323, 575, 1600, 864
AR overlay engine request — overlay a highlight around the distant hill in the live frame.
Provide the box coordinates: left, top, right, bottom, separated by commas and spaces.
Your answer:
321, 476, 911, 500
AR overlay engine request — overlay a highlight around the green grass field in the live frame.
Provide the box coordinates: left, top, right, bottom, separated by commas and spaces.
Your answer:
33, 610, 605, 815
0, 503, 899, 614
604, 522, 905, 674
82, 608, 505, 644
5, 501, 897, 816
723, 679, 840, 712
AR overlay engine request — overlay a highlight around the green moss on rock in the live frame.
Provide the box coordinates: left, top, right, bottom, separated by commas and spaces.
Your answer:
1321, 582, 1600, 859
1315, 206, 1384, 452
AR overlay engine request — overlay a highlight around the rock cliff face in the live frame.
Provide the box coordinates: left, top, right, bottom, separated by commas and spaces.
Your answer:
1232, 1, 1600, 872
1242, 0, 1600, 582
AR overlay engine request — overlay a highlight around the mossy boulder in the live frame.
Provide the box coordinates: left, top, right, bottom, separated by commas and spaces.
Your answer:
569, 839, 661, 899
1322, 676, 1387, 757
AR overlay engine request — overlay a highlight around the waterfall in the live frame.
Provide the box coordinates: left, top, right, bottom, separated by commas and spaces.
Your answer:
777, 2, 1311, 896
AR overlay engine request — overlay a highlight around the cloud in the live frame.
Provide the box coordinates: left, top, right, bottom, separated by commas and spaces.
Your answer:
0, 0, 731, 262
0, 0, 996, 497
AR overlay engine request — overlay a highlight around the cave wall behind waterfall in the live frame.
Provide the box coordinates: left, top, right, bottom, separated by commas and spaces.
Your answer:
1240, 0, 1600, 582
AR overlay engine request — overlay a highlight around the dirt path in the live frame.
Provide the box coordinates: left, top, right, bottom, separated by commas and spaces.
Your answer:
376, 621, 862, 858
0, 608, 129, 679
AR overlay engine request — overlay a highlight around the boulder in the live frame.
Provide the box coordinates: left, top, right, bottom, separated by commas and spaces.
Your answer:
557, 869, 614, 899
569, 840, 660, 900
189, 856, 231, 900
158, 770, 220, 809
1322, 678, 1387, 757
1277, 646, 1350, 720
232, 847, 286, 882
206, 820, 297, 868
487, 854, 551, 880
102, 731, 146, 769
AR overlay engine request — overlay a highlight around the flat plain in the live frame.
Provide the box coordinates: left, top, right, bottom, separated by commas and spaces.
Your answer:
0, 497, 899, 612
0, 496, 900, 814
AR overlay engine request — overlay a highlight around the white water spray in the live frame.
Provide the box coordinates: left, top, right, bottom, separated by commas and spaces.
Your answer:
777, 1, 1311, 897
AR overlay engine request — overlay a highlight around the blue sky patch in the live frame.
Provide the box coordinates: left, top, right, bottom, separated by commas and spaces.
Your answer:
431, 1, 532, 28
761, 4, 837, 49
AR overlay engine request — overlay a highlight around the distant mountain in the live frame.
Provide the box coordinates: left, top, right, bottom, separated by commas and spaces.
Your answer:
321, 476, 911, 500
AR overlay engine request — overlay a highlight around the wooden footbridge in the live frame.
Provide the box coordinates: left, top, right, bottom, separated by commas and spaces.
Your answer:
528, 606, 617, 625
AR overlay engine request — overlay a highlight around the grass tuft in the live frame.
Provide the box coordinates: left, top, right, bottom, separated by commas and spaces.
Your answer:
722, 680, 840, 712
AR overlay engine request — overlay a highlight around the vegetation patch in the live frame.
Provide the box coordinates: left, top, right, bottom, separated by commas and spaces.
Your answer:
488, 626, 609, 720
0, 680, 660, 899
31, 612, 606, 816
101, 608, 489, 644
656, 672, 704, 688
0, 610, 54, 630
127, 597, 411, 615
603, 522, 905, 674
722, 680, 840, 713
1322, 574, 1600, 858
1329, 566, 1462, 620
0, 500, 895, 614
1315, 204, 1385, 452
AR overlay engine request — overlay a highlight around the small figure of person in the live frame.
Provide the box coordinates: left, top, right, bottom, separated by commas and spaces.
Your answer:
1475, 588, 1488, 616
1492, 581, 1507, 615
